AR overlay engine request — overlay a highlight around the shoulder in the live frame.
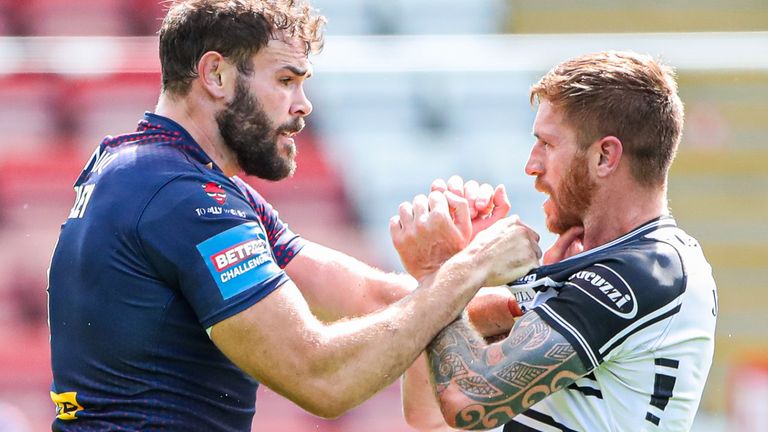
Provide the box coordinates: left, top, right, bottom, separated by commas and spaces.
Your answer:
229, 176, 273, 210
562, 238, 685, 320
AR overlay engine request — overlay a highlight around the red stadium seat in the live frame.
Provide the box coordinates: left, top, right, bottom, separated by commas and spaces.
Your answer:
18, 0, 134, 36
0, 74, 62, 156
64, 72, 162, 154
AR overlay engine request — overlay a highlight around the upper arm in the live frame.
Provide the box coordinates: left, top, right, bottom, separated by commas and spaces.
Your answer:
286, 241, 415, 321
209, 279, 328, 408
429, 312, 588, 430
138, 174, 291, 328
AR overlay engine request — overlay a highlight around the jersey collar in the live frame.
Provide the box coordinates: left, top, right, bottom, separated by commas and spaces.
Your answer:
508, 216, 677, 292
560, 216, 677, 263
140, 112, 221, 172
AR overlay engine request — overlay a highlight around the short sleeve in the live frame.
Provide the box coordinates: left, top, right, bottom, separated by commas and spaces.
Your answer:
137, 174, 291, 329
532, 246, 685, 372
230, 176, 306, 268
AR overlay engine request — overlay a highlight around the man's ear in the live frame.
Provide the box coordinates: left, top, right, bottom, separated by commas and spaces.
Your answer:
593, 136, 623, 178
197, 51, 235, 100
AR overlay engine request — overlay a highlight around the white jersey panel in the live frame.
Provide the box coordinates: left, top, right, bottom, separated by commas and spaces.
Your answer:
504, 219, 716, 432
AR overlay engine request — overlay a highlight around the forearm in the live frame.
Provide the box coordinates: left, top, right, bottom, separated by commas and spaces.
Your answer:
401, 287, 517, 431
287, 242, 417, 321
427, 312, 587, 430
299, 252, 487, 417
402, 353, 458, 431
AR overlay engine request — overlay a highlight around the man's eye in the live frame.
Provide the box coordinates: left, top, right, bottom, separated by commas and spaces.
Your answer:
280, 77, 293, 85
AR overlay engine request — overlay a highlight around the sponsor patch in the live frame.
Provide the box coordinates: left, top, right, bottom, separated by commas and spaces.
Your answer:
203, 182, 227, 205
196, 222, 281, 300
507, 285, 536, 312
51, 391, 83, 420
567, 263, 638, 319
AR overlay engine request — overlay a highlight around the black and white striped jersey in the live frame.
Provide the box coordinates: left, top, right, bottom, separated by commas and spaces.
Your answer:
504, 217, 717, 432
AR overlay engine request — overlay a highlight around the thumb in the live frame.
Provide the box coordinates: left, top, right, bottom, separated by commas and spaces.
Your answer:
543, 226, 584, 265
489, 184, 511, 219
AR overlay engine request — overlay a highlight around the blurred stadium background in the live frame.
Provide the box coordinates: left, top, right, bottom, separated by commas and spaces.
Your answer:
0, 0, 766, 430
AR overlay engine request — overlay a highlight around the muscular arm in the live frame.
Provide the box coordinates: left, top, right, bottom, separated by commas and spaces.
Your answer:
285, 241, 417, 321
212, 215, 540, 419
402, 286, 519, 431
211, 252, 485, 419
428, 312, 588, 430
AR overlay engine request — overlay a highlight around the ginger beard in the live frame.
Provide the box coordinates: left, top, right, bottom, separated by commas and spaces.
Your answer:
217, 74, 304, 181
537, 150, 596, 235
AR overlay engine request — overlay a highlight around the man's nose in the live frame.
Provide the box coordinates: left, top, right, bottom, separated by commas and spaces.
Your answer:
291, 87, 313, 117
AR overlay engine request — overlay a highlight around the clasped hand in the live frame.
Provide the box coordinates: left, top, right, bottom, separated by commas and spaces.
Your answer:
389, 175, 528, 281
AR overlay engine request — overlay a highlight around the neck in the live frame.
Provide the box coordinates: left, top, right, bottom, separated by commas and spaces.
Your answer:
154, 92, 239, 176
580, 182, 668, 250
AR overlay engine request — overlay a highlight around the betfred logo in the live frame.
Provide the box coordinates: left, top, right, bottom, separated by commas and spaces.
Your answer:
211, 238, 269, 272
203, 182, 227, 205
197, 222, 281, 300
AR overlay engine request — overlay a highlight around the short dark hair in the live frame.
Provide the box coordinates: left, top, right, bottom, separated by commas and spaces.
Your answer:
530, 51, 684, 187
159, 0, 325, 96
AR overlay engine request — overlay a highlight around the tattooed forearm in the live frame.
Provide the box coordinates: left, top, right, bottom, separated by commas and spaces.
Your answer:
426, 312, 588, 430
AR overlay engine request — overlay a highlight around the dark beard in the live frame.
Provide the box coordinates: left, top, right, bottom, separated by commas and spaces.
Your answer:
216, 76, 303, 180
546, 151, 596, 235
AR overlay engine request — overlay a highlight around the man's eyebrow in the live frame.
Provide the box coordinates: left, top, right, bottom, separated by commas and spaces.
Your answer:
281, 65, 311, 77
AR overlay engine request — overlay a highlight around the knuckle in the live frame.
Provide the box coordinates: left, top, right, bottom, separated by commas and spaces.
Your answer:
428, 190, 443, 200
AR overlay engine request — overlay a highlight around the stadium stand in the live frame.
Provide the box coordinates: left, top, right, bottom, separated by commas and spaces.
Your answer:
17, 0, 135, 36
0, 74, 63, 156
64, 72, 163, 153
504, 0, 768, 33
668, 71, 768, 415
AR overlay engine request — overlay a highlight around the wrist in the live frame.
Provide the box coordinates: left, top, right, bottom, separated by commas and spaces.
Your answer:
446, 247, 490, 292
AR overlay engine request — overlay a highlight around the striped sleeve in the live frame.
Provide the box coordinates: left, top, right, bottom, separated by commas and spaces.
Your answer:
532, 246, 685, 371
229, 177, 307, 268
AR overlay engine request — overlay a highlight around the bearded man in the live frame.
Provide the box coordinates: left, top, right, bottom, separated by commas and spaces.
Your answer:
399, 51, 718, 432
46, 1, 543, 430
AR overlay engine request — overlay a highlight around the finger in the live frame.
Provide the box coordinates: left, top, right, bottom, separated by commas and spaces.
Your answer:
463, 180, 480, 219
551, 226, 583, 257
568, 240, 585, 258
398, 201, 414, 226
532, 241, 543, 260
412, 194, 429, 222
431, 178, 447, 193
446, 175, 464, 197
525, 224, 542, 245
489, 184, 511, 218
428, 190, 449, 216
388, 215, 401, 239
475, 183, 494, 214
559, 226, 585, 248
508, 297, 524, 317
543, 225, 584, 264
444, 191, 471, 239
509, 214, 540, 244
463, 180, 479, 204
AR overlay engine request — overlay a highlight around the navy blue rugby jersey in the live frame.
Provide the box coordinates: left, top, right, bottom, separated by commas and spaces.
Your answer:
503, 217, 717, 431
48, 113, 305, 431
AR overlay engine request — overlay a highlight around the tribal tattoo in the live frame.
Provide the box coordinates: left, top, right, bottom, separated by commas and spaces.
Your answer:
427, 312, 588, 430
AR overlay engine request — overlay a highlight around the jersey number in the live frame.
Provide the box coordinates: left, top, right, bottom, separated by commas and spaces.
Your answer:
68, 184, 95, 219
